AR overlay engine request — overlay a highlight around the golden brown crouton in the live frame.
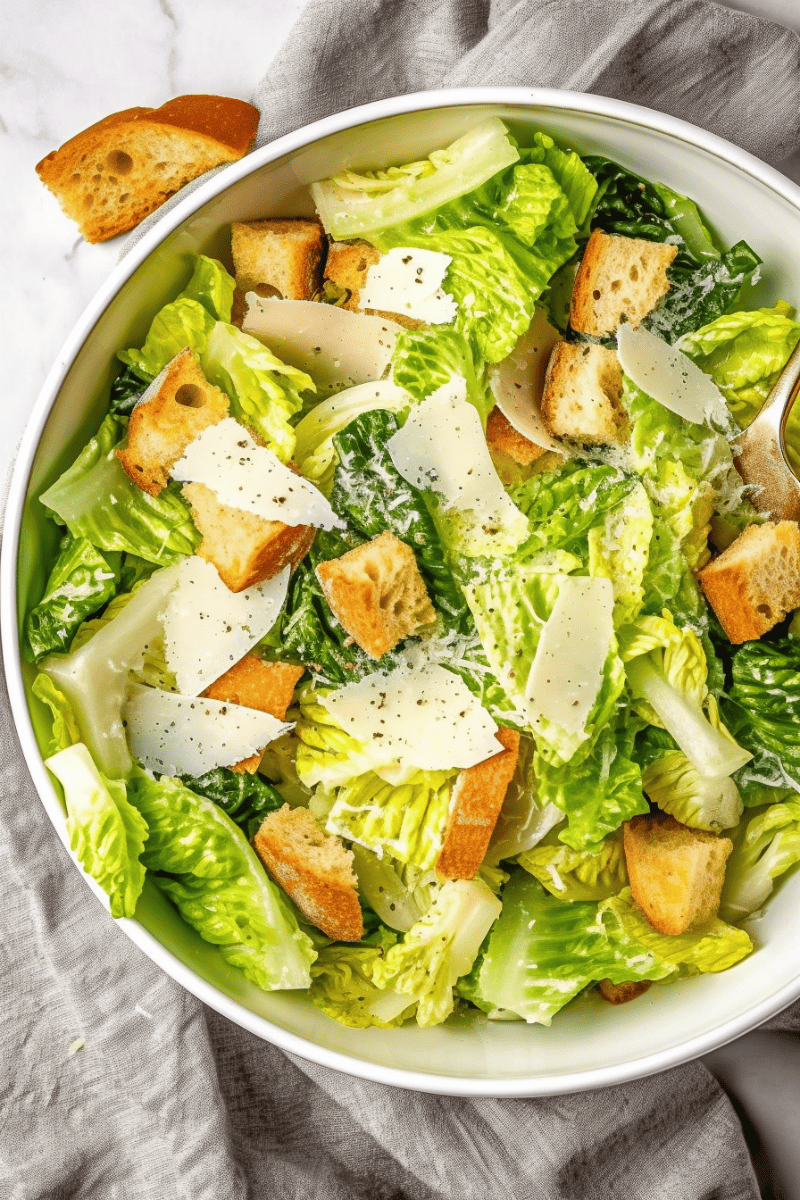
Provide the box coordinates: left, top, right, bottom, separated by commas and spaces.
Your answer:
203, 655, 304, 773
624, 812, 732, 935
231, 218, 325, 299
254, 804, 363, 941
323, 240, 382, 310
436, 728, 520, 880
116, 349, 229, 495
697, 521, 800, 644
182, 481, 315, 593
541, 342, 627, 445
315, 531, 436, 660
597, 979, 652, 1005
485, 406, 547, 466
570, 230, 677, 337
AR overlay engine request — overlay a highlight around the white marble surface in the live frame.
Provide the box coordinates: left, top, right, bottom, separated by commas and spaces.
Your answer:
3, 1, 800, 1196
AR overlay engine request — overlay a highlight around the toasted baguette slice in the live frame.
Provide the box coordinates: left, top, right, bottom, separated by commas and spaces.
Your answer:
485, 406, 547, 466
116, 349, 229, 495
36, 95, 259, 243
570, 230, 677, 337
231, 218, 325, 299
316, 531, 436, 660
323, 240, 382, 310
182, 481, 315, 593
697, 520, 800, 644
541, 342, 627, 445
624, 812, 732, 935
254, 805, 363, 941
203, 655, 304, 772
597, 979, 652, 1005
436, 728, 520, 880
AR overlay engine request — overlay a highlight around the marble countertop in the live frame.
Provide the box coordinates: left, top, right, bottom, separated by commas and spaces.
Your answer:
3, 2, 800, 1197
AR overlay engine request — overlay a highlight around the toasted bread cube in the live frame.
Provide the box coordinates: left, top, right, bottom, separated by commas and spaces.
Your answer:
570, 230, 677, 337
485, 407, 547, 466
254, 805, 363, 941
597, 979, 652, 1005
316, 531, 435, 660
624, 813, 732, 935
231, 218, 325, 299
203, 655, 304, 773
698, 521, 800, 644
116, 349, 229, 495
541, 342, 627, 445
436, 728, 520, 880
323, 240, 382, 310
182, 481, 315, 593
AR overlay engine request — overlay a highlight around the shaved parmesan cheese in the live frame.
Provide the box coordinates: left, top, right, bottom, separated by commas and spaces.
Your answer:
525, 576, 614, 736
324, 659, 500, 774
242, 297, 403, 395
489, 307, 562, 451
617, 323, 729, 426
361, 247, 457, 325
172, 418, 342, 529
386, 377, 528, 550
163, 558, 289, 697
124, 687, 292, 776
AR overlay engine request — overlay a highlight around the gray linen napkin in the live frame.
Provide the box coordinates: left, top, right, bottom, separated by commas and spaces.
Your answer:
6, 2, 800, 1197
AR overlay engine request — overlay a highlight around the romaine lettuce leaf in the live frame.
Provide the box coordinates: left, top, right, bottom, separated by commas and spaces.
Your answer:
601, 888, 753, 973
485, 734, 564, 865
645, 242, 761, 344
109, 363, 153, 417
39, 415, 199, 564
128, 771, 316, 990
721, 697, 799, 808
31, 672, 81, 756
309, 938, 412, 1029
587, 481, 653, 626
511, 460, 638, 560
178, 767, 284, 838
728, 637, 800, 787
45, 742, 148, 919
641, 750, 742, 832
391, 327, 488, 418
518, 829, 627, 901
720, 799, 800, 921
24, 532, 121, 661
293, 380, 411, 489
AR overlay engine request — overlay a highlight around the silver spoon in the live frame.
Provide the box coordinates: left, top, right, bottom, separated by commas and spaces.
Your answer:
733, 337, 800, 523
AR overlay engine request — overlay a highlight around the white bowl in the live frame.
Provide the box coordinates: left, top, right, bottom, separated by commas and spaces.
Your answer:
5, 88, 800, 1097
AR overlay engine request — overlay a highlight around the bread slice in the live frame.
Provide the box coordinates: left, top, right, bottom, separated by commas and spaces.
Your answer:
203, 655, 304, 772
182, 481, 316, 593
570, 230, 677, 337
697, 521, 800, 644
254, 805, 363, 941
36, 95, 259, 243
436, 728, 520, 880
316, 531, 436, 660
541, 342, 627, 444
231, 218, 325, 299
624, 812, 732, 935
323, 240, 382, 310
597, 979, 652, 1005
485, 406, 547, 466
116, 349, 229, 495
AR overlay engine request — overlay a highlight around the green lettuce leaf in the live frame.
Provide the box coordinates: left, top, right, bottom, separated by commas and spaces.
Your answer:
721, 697, 798, 807
728, 637, 800, 787
720, 799, 800, 921
485, 734, 564, 865
601, 888, 753, 973
309, 938, 412, 1029
518, 829, 627, 901
45, 742, 148, 919
641, 749, 742, 831
293, 379, 411, 490
179, 768, 284, 838
39, 414, 199, 564
511, 460, 638, 560
645, 242, 762, 344
587, 481, 653, 626
108, 363, 153, 417
24, 532, 122, 661
31, 672, 81, 756
128, 771, 316, 990
391, 327, 488, 417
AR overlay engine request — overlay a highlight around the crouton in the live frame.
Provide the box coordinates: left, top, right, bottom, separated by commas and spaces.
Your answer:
182, 481, 315, 592
36, 95, 259, 243
203, 655, 304, 772
697, 520, 800, 644
598, 979, 652, 1005
116, 349, 229, 495
541, 342, 627, 444
485, 406, 547, 466
436, 728, 520, 880
254, 805, 363, 941
323, 240, 382, 310
570, 230, 677, 337
316, 531, 436, 659
624, 812, 732, 935
231, 218, 325, 299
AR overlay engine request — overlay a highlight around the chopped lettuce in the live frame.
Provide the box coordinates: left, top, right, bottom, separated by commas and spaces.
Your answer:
39, 415, 199, 565
511, 461, 638, 561
720, 799, 800, 921
518, 829, 627, 901
642, 750, 742, 831
391, 327, 488, 418
31, 673, 81, 756
602, 888, 753, 973
587, 482, 653, 626
371, 878, 501, 1027
45, 742, 148, 919
128, 771, 316, 990
326, 769, 456, 871
350, 845, 436, 932
728, 637, 800, 787
178, 767, 284, 838
645, 242, 762, 344
293, 380, 411, 489
309, 937, 412, 1029
24, 532, 121, 661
